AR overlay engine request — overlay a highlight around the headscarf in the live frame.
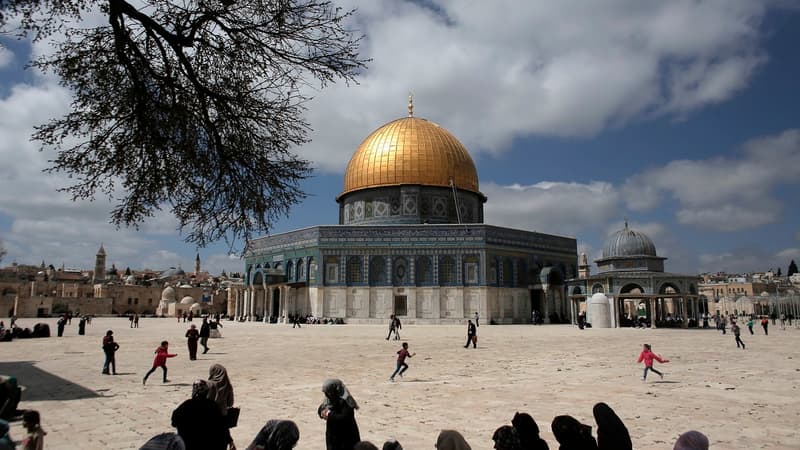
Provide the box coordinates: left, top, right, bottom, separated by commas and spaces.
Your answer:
207, 364, 235, 413
321, 378, 359, 410
492, 425, 522, 450
435, 430, 472, 450
592, 403, 631, 450
140, 432, 186, 450
512, 412, 549, 450
382, 439, 403, 450
551, 415, 597, 450
192, 379, 209, 399
673, 431, 709, 450
247, 419, 299, 450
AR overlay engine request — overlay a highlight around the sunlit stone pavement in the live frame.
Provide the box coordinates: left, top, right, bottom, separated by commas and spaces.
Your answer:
1, 317, 798, 449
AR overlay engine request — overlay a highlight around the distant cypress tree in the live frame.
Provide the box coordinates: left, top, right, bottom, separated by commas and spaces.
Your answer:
789, 260, 798, 277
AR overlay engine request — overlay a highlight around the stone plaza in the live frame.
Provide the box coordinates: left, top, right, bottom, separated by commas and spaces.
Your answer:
1, 317, 798, 449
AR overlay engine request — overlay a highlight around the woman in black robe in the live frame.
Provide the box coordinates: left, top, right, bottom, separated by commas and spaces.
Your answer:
318, 378, 360, 450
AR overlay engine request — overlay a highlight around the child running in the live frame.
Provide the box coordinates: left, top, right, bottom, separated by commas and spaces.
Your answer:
143, 340, 177, 385
637, 343, 669, 382
389, 342, 416, 382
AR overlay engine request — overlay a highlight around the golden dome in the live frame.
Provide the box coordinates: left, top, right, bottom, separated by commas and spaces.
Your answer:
340, 116, 480, 197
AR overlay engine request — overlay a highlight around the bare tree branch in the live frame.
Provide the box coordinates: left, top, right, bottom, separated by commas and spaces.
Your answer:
1, 0, 368, 248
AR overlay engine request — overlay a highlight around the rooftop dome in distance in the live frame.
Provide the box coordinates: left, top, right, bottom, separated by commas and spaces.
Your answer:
180, 296, 194, 305
339, 96, 480, 198
159, 267, 186, 279
161, 286, 176, 302
602, 221, 657, 258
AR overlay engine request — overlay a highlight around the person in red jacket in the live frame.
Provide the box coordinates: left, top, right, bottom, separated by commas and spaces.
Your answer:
143, 340, 177, 385
637, 343, 669, 382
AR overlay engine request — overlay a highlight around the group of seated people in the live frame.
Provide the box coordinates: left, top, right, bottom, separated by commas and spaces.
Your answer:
0, 322, 51, 341
140, 400, 709, 450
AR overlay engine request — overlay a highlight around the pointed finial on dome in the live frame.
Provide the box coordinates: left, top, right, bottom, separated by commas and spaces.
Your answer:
408, 92, 414, 117
624, 218, 628, 229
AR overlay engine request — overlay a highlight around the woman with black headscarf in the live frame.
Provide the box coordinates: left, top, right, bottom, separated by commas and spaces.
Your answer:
172, 380, 231, 450
511, 412, 549, 450
246, 419, 299, 450
318, 378, 360, 450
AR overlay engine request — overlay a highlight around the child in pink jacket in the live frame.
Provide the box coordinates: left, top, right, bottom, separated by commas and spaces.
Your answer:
143, 340, 177, 384
637, 343, 669, 382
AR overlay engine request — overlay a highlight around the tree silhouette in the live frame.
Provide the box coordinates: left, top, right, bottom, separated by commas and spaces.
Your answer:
1, 0, 367, 247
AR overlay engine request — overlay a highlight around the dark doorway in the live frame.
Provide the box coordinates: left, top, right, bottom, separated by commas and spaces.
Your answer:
37, 308, 48, 317
394, 296, 407, 316
271, 289, 280, 321
530, 290, 544, 323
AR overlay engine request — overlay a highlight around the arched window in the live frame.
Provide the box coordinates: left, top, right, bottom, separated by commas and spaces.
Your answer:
346, 257, 362, 285
439, 256, 456, 285
308, 257, 316, 283
297, 258, 306, 282
488, 257, 498, 285
324, 256, 339, 285
415, 256, 432, 286
502, 258, 513, 287
286, 261, 294, 282
463, 255, 479, 285
517, 260, 528, 286
393, 257, 408, 286
369, 256, 387, 286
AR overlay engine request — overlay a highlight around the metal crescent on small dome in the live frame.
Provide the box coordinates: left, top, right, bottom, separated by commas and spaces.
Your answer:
408, 92, 414, 117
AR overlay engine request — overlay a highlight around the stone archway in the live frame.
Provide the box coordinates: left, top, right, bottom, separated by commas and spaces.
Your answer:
620, 283, 647, 327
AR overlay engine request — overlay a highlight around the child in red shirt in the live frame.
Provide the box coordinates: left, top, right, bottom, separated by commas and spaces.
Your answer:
637, 343, 669, 382
389, 342, 415, 382
143, 340, 177, 384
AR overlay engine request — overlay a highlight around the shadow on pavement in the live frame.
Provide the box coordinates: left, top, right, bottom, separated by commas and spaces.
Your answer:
0, 361, 99, 401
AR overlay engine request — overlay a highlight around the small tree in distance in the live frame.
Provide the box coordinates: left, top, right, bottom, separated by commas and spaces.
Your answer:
789, 260, 798, 278
1, 0, 368, 248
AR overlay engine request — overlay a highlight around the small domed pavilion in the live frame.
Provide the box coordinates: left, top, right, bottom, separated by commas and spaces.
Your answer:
567, 222, 703, 328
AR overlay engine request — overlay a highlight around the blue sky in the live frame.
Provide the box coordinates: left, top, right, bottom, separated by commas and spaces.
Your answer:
1, 1, 799, 276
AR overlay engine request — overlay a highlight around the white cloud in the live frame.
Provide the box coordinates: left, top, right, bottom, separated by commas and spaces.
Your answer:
622, 129, 800, 231
299, 0, 772, 172
483, 181, 619, 238
0, 47, 13, 68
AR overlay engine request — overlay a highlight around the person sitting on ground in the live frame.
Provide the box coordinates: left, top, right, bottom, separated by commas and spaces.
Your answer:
511, 412, 549, 450
435, 430, 471, 450
245, 419, 299, 450
353, 442, 379, 450
592, 402, 631, 450
673, 430, 709, 450
382, 439, 403, 450
0, 419, 14, 450
492, 425, 522, 450
207, 364, 235, 421
21, 410, 46, 450
139, 432, 186, 450
171, 380, 232, 450
551, 415, 597, 450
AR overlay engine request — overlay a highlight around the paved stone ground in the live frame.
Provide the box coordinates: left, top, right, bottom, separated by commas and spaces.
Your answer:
1, 317, 798, 449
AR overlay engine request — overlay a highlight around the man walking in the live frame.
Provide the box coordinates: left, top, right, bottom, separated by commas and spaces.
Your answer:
464, 320, 477, 349
199, 317, 211, 354
474, 311, 480, 327
732, 322, 745, 350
